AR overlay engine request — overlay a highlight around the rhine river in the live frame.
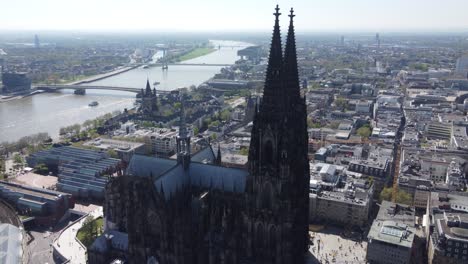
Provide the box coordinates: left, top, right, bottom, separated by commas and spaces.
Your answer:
0, 40, 252, 142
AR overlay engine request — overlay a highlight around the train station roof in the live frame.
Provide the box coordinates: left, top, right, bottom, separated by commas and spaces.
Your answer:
0, 223, 23, 264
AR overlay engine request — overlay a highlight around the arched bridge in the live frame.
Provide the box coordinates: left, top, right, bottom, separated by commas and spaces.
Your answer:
34, 85, 172, 95
147, 62, 232, 67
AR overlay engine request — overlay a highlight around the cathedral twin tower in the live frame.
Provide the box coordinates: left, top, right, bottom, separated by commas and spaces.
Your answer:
246, 4, 310, 263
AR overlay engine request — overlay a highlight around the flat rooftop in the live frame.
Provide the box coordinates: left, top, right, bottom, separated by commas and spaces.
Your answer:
0, 180, 66, 201
368, 220, 415, 248
85, 138, 144, 152
436, 214, 468, 243
377, 201, 415, 225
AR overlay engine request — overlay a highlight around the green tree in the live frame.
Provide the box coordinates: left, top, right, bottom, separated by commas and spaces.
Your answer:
140, 121, 153, 128
79, 216, 95, 246
357, 125, 372, 138
193, 127, 199, 135
0, 158, 5, 173
88, 129, 99, 139
83, 119, 94, 130
13, 154, 23, 164
220, 109, 231, 121
379, 187, 412, 205
308, 82, 321, 90
0, 158, 5, 180
380, 187, 392, 202
79, 131, 89, 140
239, 147, 249, 156
368, 176, 374, 187
411, 63, 429, 72
80, 216, 94, 238
307, 117, 322, 128
209, 120, 221, 128
335, 97, 348, 111
34, 163, 49, 175
107, 149, 119, 159
396, 191, 413, 205
163, 109, 174, 117
77, 216, 104, 248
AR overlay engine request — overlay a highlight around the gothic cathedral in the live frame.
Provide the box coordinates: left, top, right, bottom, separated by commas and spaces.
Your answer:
88, 5, 310, 264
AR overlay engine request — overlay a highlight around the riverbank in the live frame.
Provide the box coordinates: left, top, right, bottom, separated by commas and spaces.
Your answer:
0, 95, 22, 103
0, 65, 139, 103
0, 90, 43, 103
68, 65, 140, 85
177, 47, 216, 62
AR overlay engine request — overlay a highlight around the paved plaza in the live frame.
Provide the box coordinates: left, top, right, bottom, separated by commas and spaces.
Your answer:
25, 228, 60, 264
74, 202, 101, 214
13, 172, 57, 189
308, 226, 367, 264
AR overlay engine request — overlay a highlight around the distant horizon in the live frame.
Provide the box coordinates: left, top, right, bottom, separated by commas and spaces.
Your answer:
2, 0, 468, 33
1, 28, 468, 36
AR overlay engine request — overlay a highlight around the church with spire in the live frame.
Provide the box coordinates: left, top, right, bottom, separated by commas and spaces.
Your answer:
139, 79, 159, 117
88, 5, 310, 264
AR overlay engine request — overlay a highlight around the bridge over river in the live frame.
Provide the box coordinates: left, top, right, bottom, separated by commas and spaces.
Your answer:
144, 62, 232, 67
33, 84, 173, 95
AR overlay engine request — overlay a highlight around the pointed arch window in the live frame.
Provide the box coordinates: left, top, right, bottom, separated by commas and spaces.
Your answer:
255, 223, 265, 248
264, 140, 274, 165
269, 226, 277, 259
258, 182, 274, 210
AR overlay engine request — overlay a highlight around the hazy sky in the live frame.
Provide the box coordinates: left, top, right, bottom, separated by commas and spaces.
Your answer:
1, 0, 468, 32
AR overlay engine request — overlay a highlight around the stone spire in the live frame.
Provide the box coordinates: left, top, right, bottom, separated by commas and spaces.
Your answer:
262, 4, 283, 109
152, 83, 158, 111
283, 8, 300, 100
216, 144, 222, 165
179, 99, 188, 139
177, 97, 191, 169
145, 78, 151, 95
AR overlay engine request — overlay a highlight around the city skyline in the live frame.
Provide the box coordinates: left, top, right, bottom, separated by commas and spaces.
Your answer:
2, 2, 468, 264
2, 0, 468, 32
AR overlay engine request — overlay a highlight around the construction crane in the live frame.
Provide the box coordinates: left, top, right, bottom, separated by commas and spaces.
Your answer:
392, 144, 402, 203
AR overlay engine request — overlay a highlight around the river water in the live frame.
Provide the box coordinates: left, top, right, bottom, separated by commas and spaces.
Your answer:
0, 40, 251, 142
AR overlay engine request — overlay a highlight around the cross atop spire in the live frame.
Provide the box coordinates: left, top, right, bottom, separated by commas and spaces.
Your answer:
289, 7, 295, 19
274, 4, 281, 18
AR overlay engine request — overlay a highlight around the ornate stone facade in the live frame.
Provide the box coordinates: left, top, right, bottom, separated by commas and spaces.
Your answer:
89, 6, 310, 264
